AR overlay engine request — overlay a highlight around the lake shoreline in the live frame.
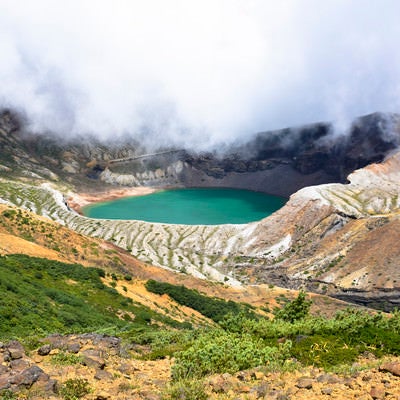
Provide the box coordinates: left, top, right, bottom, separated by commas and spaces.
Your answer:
67, 186, 159, 215
78, 187, 287, 225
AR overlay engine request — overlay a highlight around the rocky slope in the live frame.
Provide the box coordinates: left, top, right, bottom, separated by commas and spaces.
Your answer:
2, 336, 400, 400
240, 150, 400, 310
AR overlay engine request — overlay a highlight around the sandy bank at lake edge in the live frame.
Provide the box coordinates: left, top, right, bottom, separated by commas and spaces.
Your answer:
67, 187, 158, 214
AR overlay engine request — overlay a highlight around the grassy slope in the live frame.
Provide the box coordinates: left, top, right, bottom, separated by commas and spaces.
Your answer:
0, 254, 185, 339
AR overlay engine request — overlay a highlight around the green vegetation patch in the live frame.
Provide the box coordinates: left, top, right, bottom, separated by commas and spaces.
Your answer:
0, 254, 180, 339
165, 293, 400, 379
145, 279, 254, 322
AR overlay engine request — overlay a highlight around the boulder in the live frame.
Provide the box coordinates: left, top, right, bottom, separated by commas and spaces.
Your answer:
37, 344, 51, 356
295, 377, 314, 389
6, 340, 25, 360
379, 361, 400, 377
9, 366, 48, 389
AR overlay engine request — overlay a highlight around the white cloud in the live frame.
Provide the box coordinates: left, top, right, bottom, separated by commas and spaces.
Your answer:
0, 0, 399, 148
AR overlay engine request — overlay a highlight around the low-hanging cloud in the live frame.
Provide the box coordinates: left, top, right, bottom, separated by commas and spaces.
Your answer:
0, 0, 400, 150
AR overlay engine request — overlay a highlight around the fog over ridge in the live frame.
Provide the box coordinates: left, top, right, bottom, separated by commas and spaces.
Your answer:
1, 0, 400, 149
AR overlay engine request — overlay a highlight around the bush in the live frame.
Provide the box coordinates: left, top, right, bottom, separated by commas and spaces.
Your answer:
0, 389, 17, 400
274, 291, 312, 322
164, 379, 207, 400
172, 329, 291, 379
51, 351, 83, 366
291, 334, 359, 369
59, 378, 91, 400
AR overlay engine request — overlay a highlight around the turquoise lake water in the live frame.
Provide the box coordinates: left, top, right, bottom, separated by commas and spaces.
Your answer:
82, 188, 287, 225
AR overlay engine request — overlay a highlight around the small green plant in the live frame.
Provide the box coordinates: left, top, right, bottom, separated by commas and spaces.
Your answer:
274, 291, 312, 322
0, 389, 17, 400
51, 351, 83, 366
1, 209, 16, 219
163, 379, 208, 400
59, 378, 91, 400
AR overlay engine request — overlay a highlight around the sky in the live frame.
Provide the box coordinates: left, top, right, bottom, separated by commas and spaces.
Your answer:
0, 0, 399, 149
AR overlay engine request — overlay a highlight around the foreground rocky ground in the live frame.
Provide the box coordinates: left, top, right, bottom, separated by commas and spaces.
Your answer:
2, 335, 400, 399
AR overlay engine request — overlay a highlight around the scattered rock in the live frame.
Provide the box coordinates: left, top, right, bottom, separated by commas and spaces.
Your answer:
380, 361, 400, 377
9, 366, 48, 389
265, 389, 289, 400
252, 382, 269, 398
236, 371, 251, 382
321, 387, 333, 395
251, 370, 265, 380
370, 386, 386, 400
9, 358, 30, 371
95, 391, 111, 400
0, 376, 11, 390
94, 369, 114, 381
82, 355, 106, 369
67, 343, 81, 353
296, 377, 314, 389
117, 362, 139, 374
6, 340, 25, 360
207, 375, 231, 393
238, 384, 251, 393
317, 373, 339, 384
38, 344, 51, 356
138, 391, 161, 400
0, 365, 9, 374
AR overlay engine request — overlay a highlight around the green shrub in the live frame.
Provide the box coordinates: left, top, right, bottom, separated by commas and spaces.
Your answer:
51, 351, 83, 366
0, 389, 17, 400
164, 379, 207, 400
59, 378, 91, 400
172, 329, 291, 379
274, 291, 312, 322
136, 329, 193, 360
1, 209, 16, 219
291, 334, 359, 369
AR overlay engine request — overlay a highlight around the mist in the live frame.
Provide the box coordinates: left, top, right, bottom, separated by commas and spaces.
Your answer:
1, 0, 400, 150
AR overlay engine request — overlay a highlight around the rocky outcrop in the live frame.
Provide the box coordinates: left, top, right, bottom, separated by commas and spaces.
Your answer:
0, 340, 56, 396
100, 160, 186, 187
